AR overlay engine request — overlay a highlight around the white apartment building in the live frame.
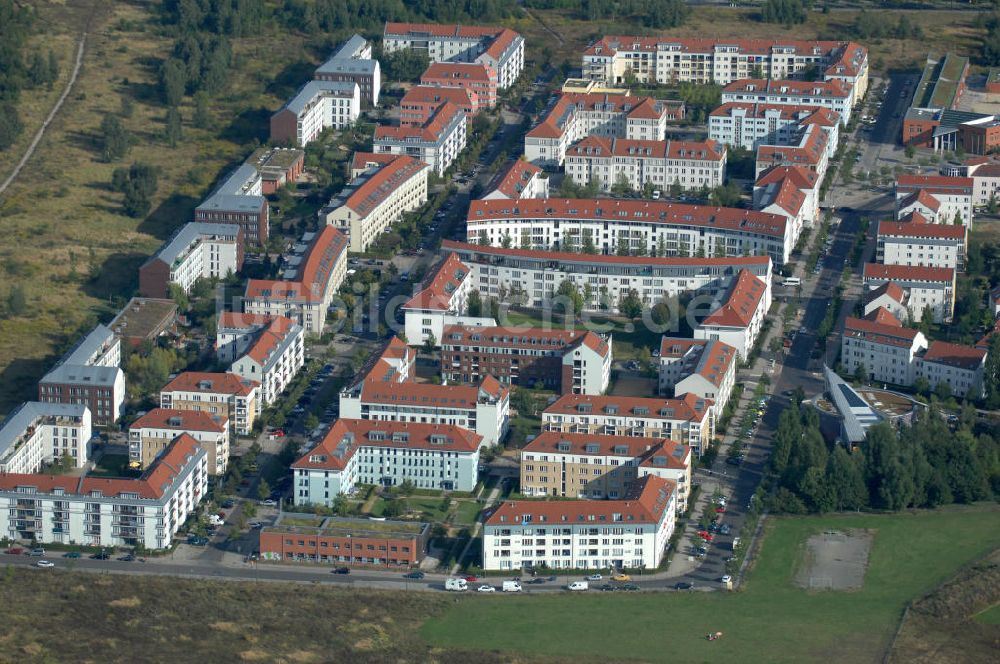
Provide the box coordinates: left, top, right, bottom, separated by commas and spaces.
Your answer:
877, 215, 967, 271
129, 408, 230, 476
658, 338, 737, 420
139, 222, 242, 299
373, 102, 467, 176
242, 227, 348, 335
863, 282, 910, 322
442, 240, 774, 313
270, 81, 361, 148
0, 403, 91, 475
0, 434, 207, 550
564, 136, 726, 192
895, 176, 974, 226
38, 324, 125, 428
519, 431, 691, 511
721, 79, 856, 126
483, 160, 550, 200
320, 155, 428, 252
916, 341, 987, 398
542, 393, 714, 456
402, 253, 475, 347
292, 419, 481, 506
482, 474, 677, 571
228, 316, 305, 406
160, 372, 259, 436
216, 312, 276, 363
709, 102, 841, 156
754, 166, 821, 232
465, 198, 794, 267
841, 311, 928, 386
582, 37, 868, 97
755, 123, 830, 183
965, 161, 1000, 206
863, 263, 956, 323
314, 34, 381, 106
382, 23, 524, 89
694, 269, 771, 362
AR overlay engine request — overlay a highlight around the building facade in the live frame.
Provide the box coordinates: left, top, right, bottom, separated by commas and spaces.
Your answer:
373, 102, 467, 176
139, 222, 243, 299
658, 337, 737, 420
270, 81, 361, 148
721, 79, 856, 126
259, 514, 429, 568
160, 372, 260, 436
482, 160, 549, 200
876, 216, 967, 271
693, 269, 771, 362
709, 102, 841, 154
228, 316, 306, 406
194, 164, 269, 246
895, 176, 974, 226
862, 263, 956, 323
841, 311, 928, 386
129, 408, 230, 476
400, 86, 480, 126
38, 325, 125, 428
314, 34, 381, 106
0, 403, 91, 475
564, 136, 726, 192
916, 341, 987, 398
402, 253, 474, 347
420, 62, 498, 108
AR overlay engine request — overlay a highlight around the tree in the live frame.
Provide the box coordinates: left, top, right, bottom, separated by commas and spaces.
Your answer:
193, 90, 211, 129
0, 103, 23, 150
164, 107, 183, 147
853, 362, 868, 384
616, 236, 631, 256
500, 231, 513, 249
120, 94, 134, 118
904, 143, 915, 159
47, 50, 59, 86
760, 0, 807, 25
618, 289, 643, 319
6, 285, 26, 317
304, 413, 319, 431
582, 232, 597, 255
953, 210, 964, 226
467, 290, 483, 317
478, 230, 489, 246
611, 171, 633, 196
160, 57, 187, 107
100, 113, 131, 162
256, 478, 271, 501
555, 279, 584, 317
825, 447, 868, 511
423, 331, 437, 354
934, 380, 953, 402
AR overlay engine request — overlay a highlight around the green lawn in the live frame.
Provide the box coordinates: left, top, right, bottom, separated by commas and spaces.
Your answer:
420, 507, 1000, 663
88, 453, 140, 479
973, 603, 1000, 625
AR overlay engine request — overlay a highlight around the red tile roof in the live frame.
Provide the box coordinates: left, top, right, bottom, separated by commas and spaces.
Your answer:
218, 312, 275, 330
896, 175, 974, 190
442, 325, 611, 359
878, 219, 967, 240
863, 263, 955, 284
244, 227, 347, 304
897, 189, 942, 212
487, 160, 543, 199
161, 372, 258, 397
482, 28, 520, 61
659, 338, 707, 358
710, 101, 832, 120
863, 306, 902, 326
758, 176, 806, 217
242, 316, 299, 365
723, 78, 852, 99
403, 253, 470, 312
898, 210, 929, 224
350, 151, 399, 173
375, 102, 463, 143
130, 407, 227, 433
754, 165, 819, 190
341, 155, 428, 218
566, 136, 724, 162
527, 93, 668, 140
486, 474, 676, 526
921, 340, 986, 370
523, 431, 689, 468
422, 62, 497, 84
359, 336, 413, 384
400, 85, 479, 112
384, 22, 502, 39
292, 418, 482, 471
544, 392, 711, 422
756, 124, 828, 169
700, 269, 767, 329
864, 281, 907, 306
466, 198, 789, 239
844, 316, 920, 348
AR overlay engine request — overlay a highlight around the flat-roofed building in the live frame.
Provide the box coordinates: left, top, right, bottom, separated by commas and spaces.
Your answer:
270, 81, 361, 148
194, 164, 269, 246
314, 34, 381, 106
160, 372, 260, 436
0, 402, 91, 474
38, 325, 125, 428
246, 147, 305, 194
129, 408, 230, 476
139, 222, 243, 299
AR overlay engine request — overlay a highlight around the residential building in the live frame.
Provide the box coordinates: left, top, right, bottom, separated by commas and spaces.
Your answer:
862, 263, 956, 323
841, 310, 928, 386
0, 434, 207, 550
754, 165, 821, 237
228, 316, 305, 406
709, 102, 840, 155
259, 513, 429, 567
216, 312, 277, 363
482, 160, 549, 200
721, 78, 856, 126
582, 37, 868, 96
242, 227, 348, 335
876, 214, 967, 271
564, 136, 726, 192
129, 408, 229, 476
400, 85, 479, 126
420, 62, 498, 108
247, 147, 305, 194
693, 268, 771, 362
916, 341, 987, 398
519, 431, 691, 510
139, 222, 243, 299
373, 102, 467, 176
863, 282, 910, 322
964, 161, 1000, 206
541, 393, 714, 455
0, 402, 91, 474
755, 123, 830, 182
658, 337, 737, 420
292, 419, 481, 505
895, 175, 974, 225
38, 325, 125, 428
270, 81, 361, 148
441, 326, 612, 395
319, 155, 428, 253
194, 164, 269, 246
465, 198, 794, 266
314, 34, 381, 106
339, 338, 510, 448
160, 372, 260, 436
402, 253, 475, 347
108, 298, 178, 349
482, 474, 677, 571
441, 240, 774, 312
382, 23, 524, 89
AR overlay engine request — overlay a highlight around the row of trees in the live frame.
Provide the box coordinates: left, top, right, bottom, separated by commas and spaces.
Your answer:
525, 0, 689, 28
0, 0, 59, 149
767, 401, 999, 514
276, 0, 517, 33
844, 10, 924, 41
759, 0, 807, 26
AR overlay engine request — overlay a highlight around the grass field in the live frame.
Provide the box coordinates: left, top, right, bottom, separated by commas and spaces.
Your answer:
974, 603, 1000, 624
420, 506, 1000, 663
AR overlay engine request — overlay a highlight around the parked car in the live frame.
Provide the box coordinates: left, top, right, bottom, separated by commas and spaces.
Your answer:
463, 575, 478, 583
63, 551, 81, 559
621, 583, 640, 591
586, 573, 602, 581
259, 499, 278, 507
35, 560, 55, 568
477, 584, 496, 593
91, 551, 111, 560
118, 554, 136, 562
187, 536, 209, 546
527, 577, 546, 585
5, 548, 24, 555
502, 581, 522, 592
611, 573, 631, 582
568, 581, 589, 591
332, 567, 350, 575
674, 581, 694, 590
29, 548, 45, 556
404, 571, 425, 579
221, 499, 235, 509
721, 575, 732, 584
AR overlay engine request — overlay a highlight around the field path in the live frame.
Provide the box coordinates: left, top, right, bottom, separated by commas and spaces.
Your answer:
0, 30, 87, 198
520, 4, 565, 46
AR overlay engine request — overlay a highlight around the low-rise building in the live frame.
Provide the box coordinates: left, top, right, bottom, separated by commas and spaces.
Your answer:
895, 175, 974, 226
0, 402, 91, 474
0, 434, 207, 550
519, 431, 691, 510
916, 341, 987, 398
482, 474, 677, 571
247, 147, 305, 194
194, 164, 269, 246
139, 222, 243, 299
319, 155, 428, 253
228, 316, 305, 406
658, 338, 737, 420
129, 408, 230, 476
694, 268, 771, 362
862, 263, 956, 323
242, 227, 348, 334
160, 372, 260, 436
292, 419, 481, 505
721, 78, 856, 126
482, 160, 549, 200
38, 325, 125, 428
108, 297, 178, 349
441, 326, 612, 395
399, 85, 480, 126
259, 513, 429, 568
373, 102, 467, 176
841, 310, 928, 386
876, 214, 967, 271
314, 34, 381, 106
564, 136, 726, 193
270, 81, 361, 148
420, 62, 498, 108
542, 393, 714, 456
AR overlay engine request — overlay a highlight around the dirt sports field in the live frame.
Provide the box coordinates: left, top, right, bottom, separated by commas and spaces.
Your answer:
794, 529, 874, 591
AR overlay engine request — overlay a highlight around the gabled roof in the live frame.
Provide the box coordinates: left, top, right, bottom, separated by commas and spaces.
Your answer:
339, 156, 428, 218
486, 160, 543, 199
755, 165, 819, 190
244, 227, 347, 304
844, 316, 920, 349
722, 78, 853, 99
864, 282, 908, 306
863, 306, 903, 326
898, 189, 942, 212
217, 312, 275, 330
863, 263, 955, 284
238, 316, 300, 367
566, 136, 724, 162
350, 151, 399, 173
400, 85, 478, 111
920, 340, 986, 370
422, 62, 497, 83
523, 431, 689, 469
896, 175, 973, 190
403, 253, 469, 312
161, 372, 258, 397
442, 325, 610, 359
130, 407, 227, 433
700, 269, 767, 329
374, 102, 463, 143
878, 218, 966, 240
543, 393, 711, 423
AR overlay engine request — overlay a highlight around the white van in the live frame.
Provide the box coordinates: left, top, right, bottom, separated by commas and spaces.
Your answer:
445, 578, 468, 592
502, 581, 522, 592
782, 277, 801, 287
568, 580, 589, 591
732, 537, 742, 551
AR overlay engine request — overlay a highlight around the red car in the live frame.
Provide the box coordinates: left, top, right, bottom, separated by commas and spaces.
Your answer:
5, 547, 24, 555
697, 531, 715, 542
270, 429, 286, 439
715, 506, 726, 514
463, 575, 478, 583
